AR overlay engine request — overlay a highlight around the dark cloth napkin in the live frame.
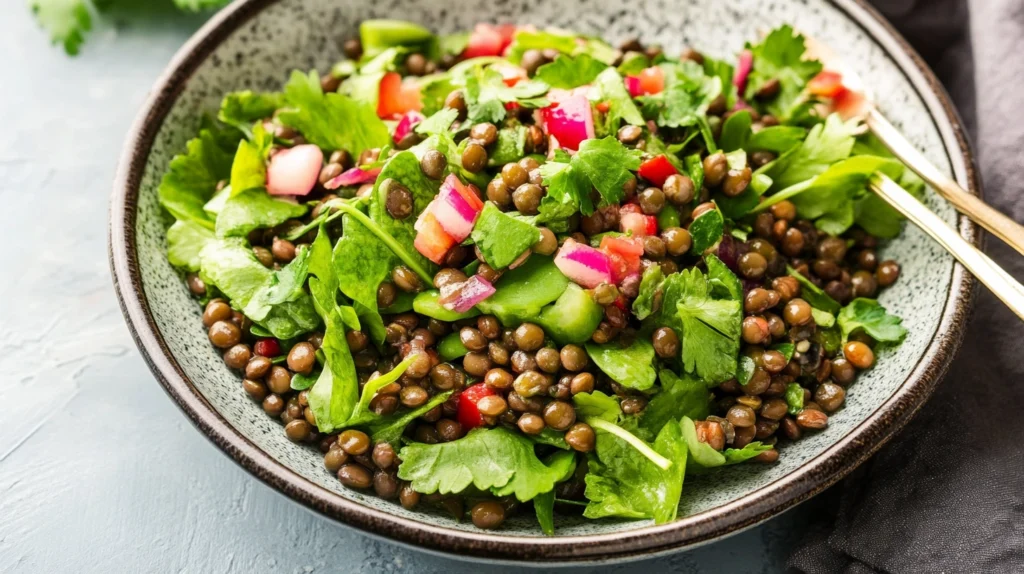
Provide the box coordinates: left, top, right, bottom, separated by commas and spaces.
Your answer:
788, 0, 1024, 572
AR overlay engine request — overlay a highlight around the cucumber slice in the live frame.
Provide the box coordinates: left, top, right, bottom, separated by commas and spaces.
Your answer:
413, 291, 481, 322
536, 284, 604, 344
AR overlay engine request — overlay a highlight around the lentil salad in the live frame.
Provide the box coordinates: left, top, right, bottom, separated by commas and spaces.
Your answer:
161, 21, 913, 533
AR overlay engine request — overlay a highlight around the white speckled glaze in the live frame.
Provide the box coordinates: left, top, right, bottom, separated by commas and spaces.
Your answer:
114, 0, 976, 561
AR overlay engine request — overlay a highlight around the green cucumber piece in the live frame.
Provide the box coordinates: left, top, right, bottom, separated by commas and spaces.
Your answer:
438, 332, 469, 361
536, 284, 604, 344
476, 256, 569, 326
412, 291, 481, 322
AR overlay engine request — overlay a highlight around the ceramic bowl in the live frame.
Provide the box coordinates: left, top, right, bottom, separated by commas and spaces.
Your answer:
110, 0, 979, 563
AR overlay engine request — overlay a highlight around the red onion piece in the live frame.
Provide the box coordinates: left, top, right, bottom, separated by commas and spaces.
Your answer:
324, 166, 382, 190
439, 275, 496, 313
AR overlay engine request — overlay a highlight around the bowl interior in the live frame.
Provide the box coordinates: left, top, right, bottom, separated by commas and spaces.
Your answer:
128, 0, 964, 549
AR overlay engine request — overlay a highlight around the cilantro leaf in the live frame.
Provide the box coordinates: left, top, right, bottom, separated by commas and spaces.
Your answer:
688, 203, 725, 254
640, 370, 712, 436
166, 220, 215, 272
760, 113, 860, 191
535, 54, 608, 89
487, 125, 528, 167
31, 0, 92, 55
743, 25, 823, 121
838, 298, 907, 343
215, 188, 307, 238
640, 61, 721, 129
471, 203, 541, 269
228, 122, 273, 195
397, 427, 577, 502
653, 264, 742, 383
573, 137, 643, 205
465, 68, 550, 124
538, 158, 592, 218
243, 246, 312, 322
786, 266, 841, 314
278, 70, 389, 156
414, 108, 459, 136
308, 307, 360, 433
158, 123, 238, 228
198, 239, 319, 339
585, 338, 657, 391
583, 417, 686, 524
594, 68, 646, 132
218, 91, 283, 135
632, 264, 665, 320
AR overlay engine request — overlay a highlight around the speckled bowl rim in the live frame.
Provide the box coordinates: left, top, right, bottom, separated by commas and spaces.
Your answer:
109, 0, 979, 563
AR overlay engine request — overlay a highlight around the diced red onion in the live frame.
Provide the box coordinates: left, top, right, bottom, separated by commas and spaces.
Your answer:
394, 111, 426, 143
541, 93, 595, 151
266, 144, 323, 196
554, 239, 613, 288
440, 275, 496, 312
734, 49, 753, 96
324, 166, 382, 190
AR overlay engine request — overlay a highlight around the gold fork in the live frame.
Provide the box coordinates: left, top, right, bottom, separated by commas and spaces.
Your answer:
801, 35, 1024, 320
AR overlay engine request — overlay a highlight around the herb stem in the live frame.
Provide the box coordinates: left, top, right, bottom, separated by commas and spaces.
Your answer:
332, 201, 435, 286
587, 418, 673, 471
750, 179, 814, 214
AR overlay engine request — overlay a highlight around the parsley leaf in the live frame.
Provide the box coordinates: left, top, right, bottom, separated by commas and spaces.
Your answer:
632, 264, 665, 320
786, 266, 841, 314
308, 306, 360, 433
743, 25, 823, 122
573, 137, 643, 205
30, 0, 91, 55
242, 246, 312, 322
640, 61, 721, 129
640, 370, 712, 436
397, 427, 577, 502
157, 123, 237, 229
681, 416, 772, 473
414, 108, 459, 136
464, 68, 550, 124
688, 203, 725, 254
572, 390, 621, 422
535, 54, 608, 89
785, 382, 804, 415
837, 298, 907, 343
228, 122, 273, 195
583, 417, 686, 524
487, 125, 528, 167
538, 158, 593, 218
278, 70, 389, 156
218, 91, 283, 135
166, 220, 215, 272
585, 338, 657, 391
760, 113, 860, 192
470, 203, 542, 269
215, 188, 308, 238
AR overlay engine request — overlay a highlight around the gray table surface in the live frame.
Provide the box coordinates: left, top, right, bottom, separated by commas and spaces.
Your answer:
0, 4, 808, 572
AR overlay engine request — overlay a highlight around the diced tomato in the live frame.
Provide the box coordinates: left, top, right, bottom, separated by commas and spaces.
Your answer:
595, 101, 611, 114
253, 339, 280, 358
457, 383, 497, 430
504, 101, 521, 112
414, 211, 457, 265
494, 62, 527, 87
377, 72, 423, 119
628, 66, 664, 96
600, 235, 644, 258
619, 203, 642, 215
833, 87, 869, 120
600, 236, 643, 283
611, 294, 629, 312
808, 70, 845, 98
620, 212, 657, 237
464, 23, 516, 59
637, 155, 679, 187
644, 215, 658, 236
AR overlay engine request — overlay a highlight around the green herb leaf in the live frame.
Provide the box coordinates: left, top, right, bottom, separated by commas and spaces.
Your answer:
219, 91, 283, 135
743, 25, 823, 122
632, 264, 665, 320
308, 307, 360, 433
535, 53, 608, 89
593, 68, 645, 129
786, 266, 841, 314
368, 391, 452, 447
785, 382, 805, 415
215, 188, 308, 238
838, 298, 907, 343
158, 123, 237, 228
583, 418, 686, 524
773, 342, 795, 362
414, 108, 459, 136
198, 239, 320, 339
737, 355, 756, 386
470, 203, 541, 269
640, 61, 721, 129
278, 70, 390, 156
760, 113, 860, 192
397, 427, 577, 502
464, 68, 550, 124
586, 338, 657, 391
688, 203, 725, 254
307, 223, 341, 321
641, 371, 712, 436
243, 246, 312, 322
166, 220, 216, 272
487, 125, 528, 167
534, 489, 557, 536
573, 137, 643, 206
572, 391, 620, 423
345, 353, 420, 427
30, 0, 92, 55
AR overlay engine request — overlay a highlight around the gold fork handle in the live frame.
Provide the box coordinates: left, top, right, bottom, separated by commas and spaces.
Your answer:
870, 173, 1024, 321
866, 109, 1024, 257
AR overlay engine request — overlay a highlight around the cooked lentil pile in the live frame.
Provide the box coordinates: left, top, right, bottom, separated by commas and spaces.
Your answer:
162, 21, 913, 533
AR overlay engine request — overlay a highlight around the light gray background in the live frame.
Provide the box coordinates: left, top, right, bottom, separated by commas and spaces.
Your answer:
0, 4, 807, 572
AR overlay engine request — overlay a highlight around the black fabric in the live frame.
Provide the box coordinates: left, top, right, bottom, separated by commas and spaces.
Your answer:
789, 0, 1024, 572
